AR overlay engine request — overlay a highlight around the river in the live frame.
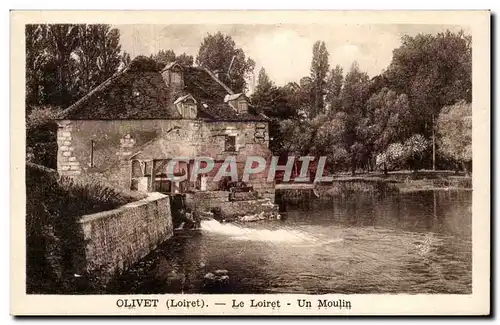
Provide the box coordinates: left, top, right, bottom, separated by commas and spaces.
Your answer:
110, 190, 472, 294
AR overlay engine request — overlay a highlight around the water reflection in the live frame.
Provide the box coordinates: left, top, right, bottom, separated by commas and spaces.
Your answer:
110, 190, 472, 294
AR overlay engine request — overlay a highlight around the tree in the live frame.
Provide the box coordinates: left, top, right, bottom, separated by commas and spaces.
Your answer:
375, 134, 429, 172
150, 49, 193, 67
384, 30, 472, 169
44, 24, 82, 108
176, 53, 194, 67
336, 61, 371, 175
255, 67, 274, 94
25, 24, 127, 110
196, 32, 255, 93
325, 65, 343, 114
251, 67, 280, 116
151, 49, 176, 65
74, 25, 122, 96
279, 116, 326, 156
361, 87, 412, 173
402, 134, 429, 171
120, 51, 132, 71
437, 100, 472, 174
309, 41, 330, 118
25, 24, 49, 110
26, 106, 59, 168
94, 26, 122, 85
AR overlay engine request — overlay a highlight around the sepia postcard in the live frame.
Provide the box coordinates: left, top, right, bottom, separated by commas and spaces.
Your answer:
10, 10, 490, 316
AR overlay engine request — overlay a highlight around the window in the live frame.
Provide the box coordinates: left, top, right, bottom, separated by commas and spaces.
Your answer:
225, 135, 236, 152
171, 71, 182, 85
131, 159, 143, 178
182, 100, 197, 118
238, 100, 247, 114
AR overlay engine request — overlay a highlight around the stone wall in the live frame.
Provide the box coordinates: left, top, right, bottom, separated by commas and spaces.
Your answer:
57, 120, 81, 176
78, 192, 173, 285
184, 191, 279, 221
219, 199, 279, 220
56, 119, 273, 192
185, 191, 230, 211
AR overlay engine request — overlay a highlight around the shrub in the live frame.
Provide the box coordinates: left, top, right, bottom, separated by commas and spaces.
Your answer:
26, 107, 59, 169
26, 163, 137, 294
375, 134, 429, 171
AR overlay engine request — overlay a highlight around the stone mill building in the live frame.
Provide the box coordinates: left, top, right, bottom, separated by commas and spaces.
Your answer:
55, 59, 274, 197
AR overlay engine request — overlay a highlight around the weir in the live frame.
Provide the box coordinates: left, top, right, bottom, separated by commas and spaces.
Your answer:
199, 219, 344, 246
183, 190, 280, 223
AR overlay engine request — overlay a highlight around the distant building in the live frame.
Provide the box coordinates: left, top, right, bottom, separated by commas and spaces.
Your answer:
55, 60, 273, 195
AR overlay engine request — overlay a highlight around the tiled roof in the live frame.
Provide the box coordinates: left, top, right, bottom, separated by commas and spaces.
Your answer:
59, 62, 268, 122
59, 68, 181, 120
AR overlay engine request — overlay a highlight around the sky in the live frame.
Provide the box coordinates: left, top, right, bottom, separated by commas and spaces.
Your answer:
116, 24, 468, 89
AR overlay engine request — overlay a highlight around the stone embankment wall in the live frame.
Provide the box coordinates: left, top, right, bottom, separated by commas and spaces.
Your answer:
184, 191, 279, 221
184, 191, 230, 211
78, 192, 173, 285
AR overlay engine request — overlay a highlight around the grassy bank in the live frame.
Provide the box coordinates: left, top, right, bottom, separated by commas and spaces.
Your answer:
396, 177, 472, 193
26, 163, 139, 294
276, 172, 472, 205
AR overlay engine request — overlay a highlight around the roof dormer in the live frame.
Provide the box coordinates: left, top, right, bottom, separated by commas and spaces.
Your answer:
161, 62, 184, 91
174, 94, 197, 119
224, 93, 248, 114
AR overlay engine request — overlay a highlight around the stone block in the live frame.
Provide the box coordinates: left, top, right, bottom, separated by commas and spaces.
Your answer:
62, 151, 72, 157
68, 161, 80, 166
68, 156, 77, 162
63, 141, 72, 146
68, 147, 75, 151
62, 131, 71, 137
60, 165, 71, 171
70, 165, 80, 171
60, 146, 68, 151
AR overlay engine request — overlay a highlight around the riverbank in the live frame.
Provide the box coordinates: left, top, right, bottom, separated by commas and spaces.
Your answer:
25, 163, 167, 294
275, 172, 471, 204
395, 177, 472, 193
107, 189, 472, 294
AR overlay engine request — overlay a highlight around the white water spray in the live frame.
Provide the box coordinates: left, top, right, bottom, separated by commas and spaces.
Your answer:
200, 219, 343, 245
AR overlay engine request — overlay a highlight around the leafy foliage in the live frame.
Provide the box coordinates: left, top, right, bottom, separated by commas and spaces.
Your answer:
376, 134, 429, 171
128, 55, 164, 72
437, 100, 472, 167
384, 30, 472, 137
26, 107, 59, 168
26, 163, 138, 293
309, 41, 330, 118
254, 30, 472, 174
150, 49, 194, 67
325, 65, 343, 114
255, 67, 274, 94
25, 24, 126, 112
196, 32, 255, 93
